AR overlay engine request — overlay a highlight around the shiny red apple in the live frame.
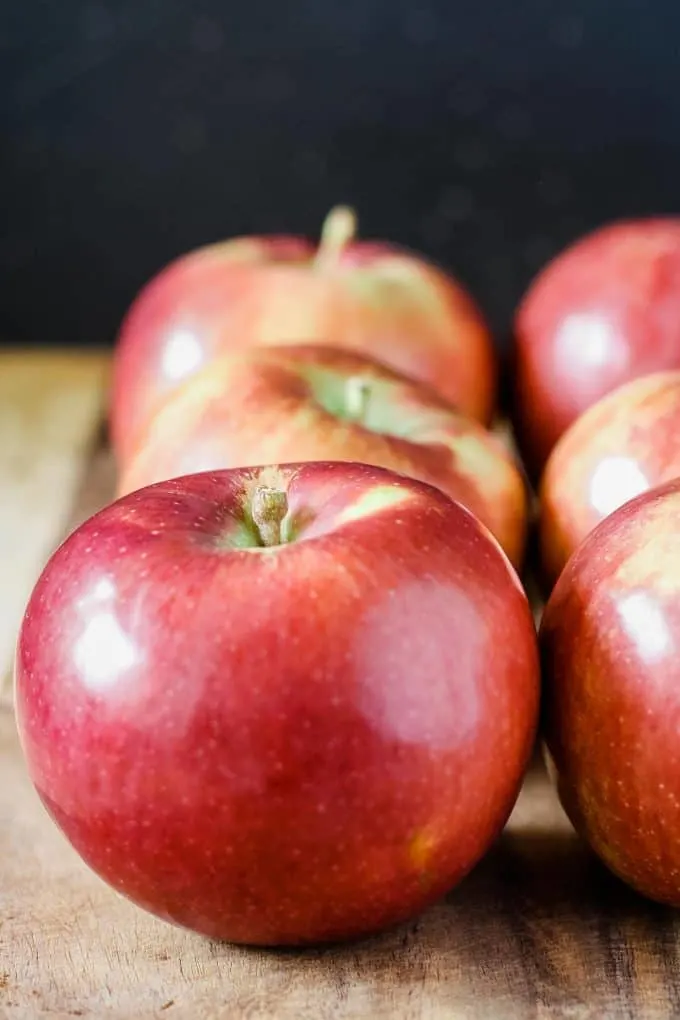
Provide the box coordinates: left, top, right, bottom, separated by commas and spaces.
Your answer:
15, 461, 539, 946
110, 206, 497, 464
119, 344, 527, 567
540, 370, 680, 585
514, 217, 680, 476
541, 477, 680, 905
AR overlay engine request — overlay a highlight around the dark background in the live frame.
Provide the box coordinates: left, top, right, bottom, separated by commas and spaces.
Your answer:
2, 0, 680, 349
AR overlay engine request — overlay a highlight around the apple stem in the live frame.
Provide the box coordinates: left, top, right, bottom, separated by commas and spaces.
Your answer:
315, 206, 358, 270
345, 375, 371, 422
251, 486, 289, 547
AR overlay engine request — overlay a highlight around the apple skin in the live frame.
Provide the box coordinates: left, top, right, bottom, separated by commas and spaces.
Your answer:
119, 344, 527, 567
15, 461, 539, 946
514, 218, 680, 476
110, 207, 497, 464
541, 477, 680, 905
540, 370, 680, 586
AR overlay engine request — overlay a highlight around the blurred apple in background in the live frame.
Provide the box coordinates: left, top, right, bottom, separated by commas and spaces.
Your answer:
111, 206, 497, 464
119, 344, 527, 567
16, 461, 539, 945
514, 218, 680, 477
540, 371, 680, 586
541, 478, 680, 906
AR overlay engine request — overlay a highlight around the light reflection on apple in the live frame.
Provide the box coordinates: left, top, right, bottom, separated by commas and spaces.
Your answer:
161, 326, 204, 382
73, 611, 138, 692
588, 455, 649, 518
74, 575, 139, 692
616, 589, 674, 665
554, 312, 628, 380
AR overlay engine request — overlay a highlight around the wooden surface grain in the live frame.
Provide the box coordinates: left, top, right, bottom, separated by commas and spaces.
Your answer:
0, 350, 110, 705
2, 351, 680, 1020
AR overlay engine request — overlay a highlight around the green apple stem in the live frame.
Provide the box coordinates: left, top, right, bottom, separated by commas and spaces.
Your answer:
315, 206, 357, 270
251, 486, 289, 547
345, 375, 371, 423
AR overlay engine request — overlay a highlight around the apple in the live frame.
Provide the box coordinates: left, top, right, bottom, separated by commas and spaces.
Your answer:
118, 344, 527, 567
540, 370, 680, 586
15, 461, 539, 945
513, 217, 680, 476
110, 206, 497, 464
541, 477, 680, 905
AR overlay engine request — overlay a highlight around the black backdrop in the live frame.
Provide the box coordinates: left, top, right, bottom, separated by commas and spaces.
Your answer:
3, 0, 680, 348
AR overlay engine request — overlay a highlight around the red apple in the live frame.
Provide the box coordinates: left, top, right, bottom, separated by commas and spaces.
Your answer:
110, 207, 497, 464
540, 370, 680, 585
514, 217, 680, 476
15, 461, 539, 945
541, 477, 680, 905
119, 344, 527, 567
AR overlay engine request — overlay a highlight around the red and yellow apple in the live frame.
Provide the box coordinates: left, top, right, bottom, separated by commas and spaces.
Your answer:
110, 207, 497, 463
541, 477, 680, 905
514, 217, 680, 476
16, 461, 539, 945
119, 344, 527, 567
540, 371, 680, 585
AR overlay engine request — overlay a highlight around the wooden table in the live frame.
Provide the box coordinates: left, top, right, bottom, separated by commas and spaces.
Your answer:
1, 351, 679, 1020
